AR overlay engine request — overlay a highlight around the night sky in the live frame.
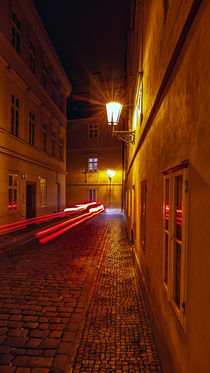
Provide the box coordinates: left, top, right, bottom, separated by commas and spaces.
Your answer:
33, 0, 130, 88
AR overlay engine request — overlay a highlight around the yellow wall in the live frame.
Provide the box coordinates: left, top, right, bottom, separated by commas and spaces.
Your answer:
66, 116, 123, 210
125, 1, 210, 372
0, 0, 71, 225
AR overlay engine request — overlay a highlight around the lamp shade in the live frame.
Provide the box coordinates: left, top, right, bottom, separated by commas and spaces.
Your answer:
106, 102, 122, 125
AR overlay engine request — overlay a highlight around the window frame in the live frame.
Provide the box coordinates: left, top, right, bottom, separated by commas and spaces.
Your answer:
51, 131, 56, 158
163, 167, 188, 328
8, 174, 18, 211
88, 124, 98, 139
42, 123, 48, 152
11, 10, 21, 53
40, 177, 47, 207
140, 179, 146, 249
29, 111, 35, 146
88, 189, 97, 202
11, 95, 19, 137
88, 157, 98, 172
29, 41, 36, 74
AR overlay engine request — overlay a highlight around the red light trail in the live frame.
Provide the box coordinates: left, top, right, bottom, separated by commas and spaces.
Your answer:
36, 204, 104, 244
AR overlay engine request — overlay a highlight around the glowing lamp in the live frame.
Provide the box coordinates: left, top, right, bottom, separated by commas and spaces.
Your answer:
106, 102, 122, 125
107, 169, 115, 179
106, 102, 135, 144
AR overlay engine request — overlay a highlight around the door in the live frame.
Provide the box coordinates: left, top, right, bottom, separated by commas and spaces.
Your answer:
26, 183, 36, 219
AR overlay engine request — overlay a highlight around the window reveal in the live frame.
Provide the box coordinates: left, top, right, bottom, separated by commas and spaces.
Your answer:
8, 174, 18, 210
11, 95, 19, 137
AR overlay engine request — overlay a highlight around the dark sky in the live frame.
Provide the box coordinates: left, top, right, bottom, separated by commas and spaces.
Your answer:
33, 0, 130, 87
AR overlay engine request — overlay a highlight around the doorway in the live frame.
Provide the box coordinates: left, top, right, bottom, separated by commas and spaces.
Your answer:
26, 183, 36, 219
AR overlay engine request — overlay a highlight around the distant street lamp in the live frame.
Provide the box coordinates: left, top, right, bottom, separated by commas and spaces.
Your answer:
107, 169, 115, 208
106, 101, 135, 144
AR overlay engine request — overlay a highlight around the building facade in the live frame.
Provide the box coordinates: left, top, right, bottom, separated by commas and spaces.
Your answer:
66, 74, 124, 209
125, 0, 210, 372
0, 0, 71, 225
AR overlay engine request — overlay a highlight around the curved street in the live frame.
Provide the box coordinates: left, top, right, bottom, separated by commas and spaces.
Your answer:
0, 211, 162, 372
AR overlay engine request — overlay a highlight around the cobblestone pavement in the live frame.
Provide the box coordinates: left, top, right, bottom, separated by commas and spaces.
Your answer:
0, 212, 162, 372
71, 214, 162, 373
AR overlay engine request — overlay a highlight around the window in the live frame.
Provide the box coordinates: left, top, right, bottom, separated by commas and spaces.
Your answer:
127, 188, 131, 218
163, 166, 188, 326
40, 178, 47, 207
12, 11, 21, 53
59, 137, 64, 161
59, 95, 64, 112
51, 131, 56, 157
140, 180, 146, 248
88, 124, 98, 138
52, 77, 57, 103
42, 62, 48, 89
42, 123, 47, 152
29, 111, 35, 146
11, 95, 19, 137
88, 157, 98, 172
163, 177, 170, 286
29, 41, 36, 74
88, 189, 96, 201
8, 174, 18, 210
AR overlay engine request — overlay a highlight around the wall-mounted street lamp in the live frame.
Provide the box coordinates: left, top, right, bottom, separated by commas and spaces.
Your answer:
107, 169, 115, 207
106, 102, 135, 145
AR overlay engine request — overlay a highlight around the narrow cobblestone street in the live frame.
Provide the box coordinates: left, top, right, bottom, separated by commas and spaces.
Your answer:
0, 212, 162, 372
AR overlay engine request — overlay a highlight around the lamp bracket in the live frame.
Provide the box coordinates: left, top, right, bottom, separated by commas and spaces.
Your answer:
112, 130, 135, 145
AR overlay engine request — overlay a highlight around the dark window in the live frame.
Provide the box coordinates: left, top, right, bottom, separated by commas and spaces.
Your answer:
88, 124, 98, 138
140, 179, 146, 248
42, 123, 47, 152
29, 41, 36, 74
51, 131, 56, 157
29, 111, 35, 145
11, 95, 19, 137
11, 11, 21, 53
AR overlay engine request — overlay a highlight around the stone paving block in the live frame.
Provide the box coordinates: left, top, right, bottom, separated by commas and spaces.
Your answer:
58, 341, 74, 354
40, 337, 60, 349
13, 355, 30, 366
5, 336, 27, 347
28, 356, 53, 368
51, 354, 69, 372
26, 338, 42, 348
0, 367, 16, 373
30, 330, 49, 338
0, 353, 14, 364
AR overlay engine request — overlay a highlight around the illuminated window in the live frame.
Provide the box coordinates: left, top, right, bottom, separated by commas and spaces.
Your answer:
40, 178, 47, 207
29, 111, 35, 146
29, 41, 36, 74
42, 123, 47, 152
88, 189, 96, 201
88, 157, 98, 172
140, 180, 146, 248
11, 95, 19, 137
8, 174, 18, 211
88, 124, 98, 138
163, 166, 188, 326
11, 11, 21, 53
